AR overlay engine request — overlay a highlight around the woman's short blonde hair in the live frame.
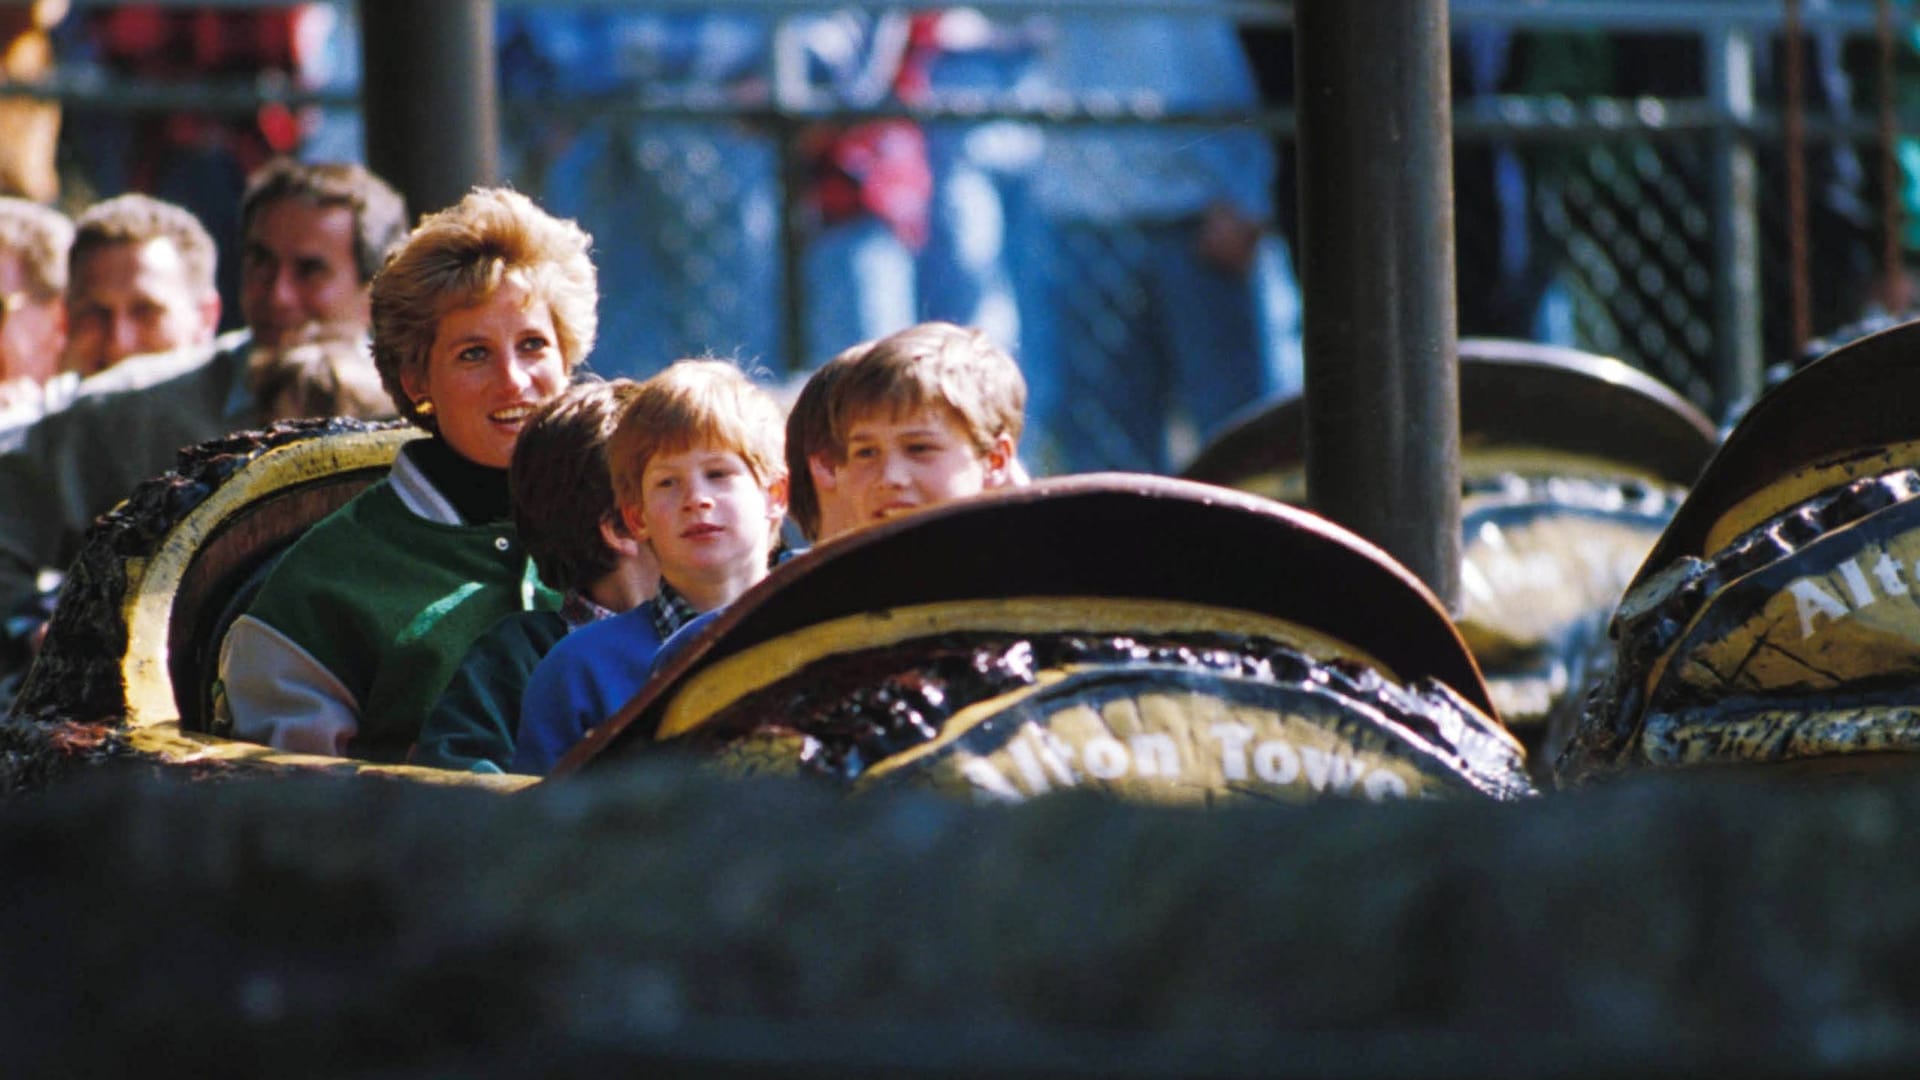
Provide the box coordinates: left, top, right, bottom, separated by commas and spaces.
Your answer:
370, 187, 597, 430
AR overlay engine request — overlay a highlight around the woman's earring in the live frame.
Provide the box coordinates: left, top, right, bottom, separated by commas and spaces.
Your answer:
414, 398, 435, 417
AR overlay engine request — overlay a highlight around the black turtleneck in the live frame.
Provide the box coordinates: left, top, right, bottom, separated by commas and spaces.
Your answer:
408, 435, 513, 525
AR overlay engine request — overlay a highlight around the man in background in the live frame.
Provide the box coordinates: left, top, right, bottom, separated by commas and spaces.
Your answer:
0, 159, 406, 692
59, 192, 221, 378
0, 197, 71, 418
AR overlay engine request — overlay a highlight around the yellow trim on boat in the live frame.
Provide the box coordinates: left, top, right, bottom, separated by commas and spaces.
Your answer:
656, 597, 1392, 740
92, 426, 520, 787
119, 426, 421, 730
120, 722, 537, 790
1703, 441, 1920, 557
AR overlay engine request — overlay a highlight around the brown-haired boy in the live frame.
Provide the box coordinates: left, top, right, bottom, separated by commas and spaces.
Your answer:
511, 359, 788, 774
825, 321, 1026, 533
412, 378, 661, 773
784, 339, 872, 544
245, 321, 395, 423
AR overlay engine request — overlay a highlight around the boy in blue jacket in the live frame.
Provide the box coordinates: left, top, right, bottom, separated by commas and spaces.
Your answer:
647, 322, 1029, 682
512, 359, 787, 774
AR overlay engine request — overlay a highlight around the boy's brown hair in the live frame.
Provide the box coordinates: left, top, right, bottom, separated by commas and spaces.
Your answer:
784, 339, 872, 542
609, 358, 786, 511
509, 378, 641, 592
828, 321, 1025, 456
246, 321, 393, 423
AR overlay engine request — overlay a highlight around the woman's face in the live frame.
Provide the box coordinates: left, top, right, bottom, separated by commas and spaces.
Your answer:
402, 280, 567, 468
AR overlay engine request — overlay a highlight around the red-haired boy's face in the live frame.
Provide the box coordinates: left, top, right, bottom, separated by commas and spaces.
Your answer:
625, 443, 780, 588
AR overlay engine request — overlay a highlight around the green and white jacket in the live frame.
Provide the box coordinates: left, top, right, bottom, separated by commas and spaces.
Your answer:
215, 442, 557, 760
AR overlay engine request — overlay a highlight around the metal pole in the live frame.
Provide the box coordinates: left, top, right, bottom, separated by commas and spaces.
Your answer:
1706, 23, 1762, 421
1294, 0, 1461, 612
359, 0, 498, 220
776, 117, 809, 372
1877, 0, 1908, 313
1784, 0, 1813, 353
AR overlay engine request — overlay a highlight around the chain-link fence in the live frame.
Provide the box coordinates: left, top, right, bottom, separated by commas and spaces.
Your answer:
488, 0, 1916, 466
38, 0, 1913, 469
1440, 4, 1901, 427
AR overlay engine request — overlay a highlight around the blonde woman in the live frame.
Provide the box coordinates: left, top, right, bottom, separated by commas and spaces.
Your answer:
215, 188, 596, 759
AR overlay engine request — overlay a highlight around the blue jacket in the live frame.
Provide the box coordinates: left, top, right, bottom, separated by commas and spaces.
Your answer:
512, 605, 666, 775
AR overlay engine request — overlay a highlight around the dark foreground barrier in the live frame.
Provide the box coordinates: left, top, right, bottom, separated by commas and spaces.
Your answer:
5, 761, 1920, 1077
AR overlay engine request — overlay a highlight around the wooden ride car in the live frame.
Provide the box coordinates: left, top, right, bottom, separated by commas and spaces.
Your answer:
4, 418, 529, 791
1182, 338, 1719, 771
1561, 319, 1920, 782
559, 474, 1536, 804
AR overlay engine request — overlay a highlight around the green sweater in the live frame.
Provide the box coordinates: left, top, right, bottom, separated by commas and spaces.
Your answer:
228, 459, 557, 760
411, 608, 570, 773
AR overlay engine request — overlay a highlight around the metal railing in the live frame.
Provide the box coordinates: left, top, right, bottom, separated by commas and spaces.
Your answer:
26, 0, 1916, 444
